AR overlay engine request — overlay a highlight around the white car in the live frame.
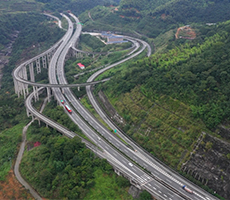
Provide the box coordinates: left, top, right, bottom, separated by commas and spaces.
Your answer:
128, 162, 133, 167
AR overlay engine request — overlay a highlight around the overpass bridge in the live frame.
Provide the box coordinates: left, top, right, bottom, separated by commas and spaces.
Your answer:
12, 12, 217, 200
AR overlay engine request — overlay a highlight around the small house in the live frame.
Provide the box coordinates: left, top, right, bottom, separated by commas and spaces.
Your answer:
77, 63, 85, 69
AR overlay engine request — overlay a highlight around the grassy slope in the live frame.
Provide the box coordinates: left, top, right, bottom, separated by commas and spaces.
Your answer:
89, 20, 230, 199
21, 122, 134, 199
0, 124, 24, 180
0, 0, 42, 14
84, 169, 133, 200
104, 86, 208, 169
79, 0, 230, 54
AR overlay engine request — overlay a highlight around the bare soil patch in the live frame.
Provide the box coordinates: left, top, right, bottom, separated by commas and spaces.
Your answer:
0, 170, 34, 200
175, 25, 196, 40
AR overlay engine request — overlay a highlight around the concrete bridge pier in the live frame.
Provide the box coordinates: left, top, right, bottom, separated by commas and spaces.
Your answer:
26, 108, 31, 117
21, 83, 27, 99
29, 62, 35, 82
33, 86, 39, 102
31, 115, 35, 122
18, 70, 28, 98
17, 82, 22, 98
70, 48, 77, 57
42, 55, 47, 69
17, 71, 26, 98
47, 87, 51, 102
47, 52, 52, 64
22, 66, 29, 96
114, 169, 121, 176
130, 179, 142, 190
128, 185, 142, 199
13, 78, 19, 96
36, 58, 41, 74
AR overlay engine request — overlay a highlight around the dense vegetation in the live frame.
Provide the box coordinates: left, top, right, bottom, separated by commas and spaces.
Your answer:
90, 19, 230, 199
21, 119, 133, 199
35, 0, 120, 13
1, 0, 230, 199
0, 124, 24, 180
0, 10, 138, 199
81, 0, 230, 40
0, 11, 64, 182
78, 34, 106, 52
0, 13, 63, 131
0, 0, 43, 14
103, 21, 230, 130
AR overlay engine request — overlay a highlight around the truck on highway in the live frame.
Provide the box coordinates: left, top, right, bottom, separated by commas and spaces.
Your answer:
182, 185, 193, 194
65, 105, 72, 113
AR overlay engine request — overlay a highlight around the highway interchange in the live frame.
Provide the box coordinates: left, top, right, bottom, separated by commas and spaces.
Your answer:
19, 13, 219, 200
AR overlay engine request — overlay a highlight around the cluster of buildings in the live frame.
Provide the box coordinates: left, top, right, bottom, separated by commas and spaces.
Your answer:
76, 31, 127, 69
101, 31, 126, 44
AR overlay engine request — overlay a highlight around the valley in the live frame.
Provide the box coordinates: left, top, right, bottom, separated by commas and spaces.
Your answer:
1, 0, 230, 200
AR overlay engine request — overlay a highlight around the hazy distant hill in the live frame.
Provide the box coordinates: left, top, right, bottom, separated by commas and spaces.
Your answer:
120, 0, 171, 11
35, 0, 120, 13
81, 0, 230, 40
119, 0, 230, 22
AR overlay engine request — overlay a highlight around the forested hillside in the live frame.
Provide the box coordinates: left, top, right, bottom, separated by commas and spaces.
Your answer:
1, 0, 230, 199
0, 9, 134, 200
81, 0, 230, 39
0, 13, 64, 131
0, 12, 66, 199
21, 121, 132, 199
95, 20, 230, 199
120, 0, 171, 12
35, 0, 120, 13
0, 0, 43, 14
105, 21, 230, 129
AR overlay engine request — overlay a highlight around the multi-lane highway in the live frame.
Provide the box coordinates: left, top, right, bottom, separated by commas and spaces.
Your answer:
47, 14, 217, 200
46, 13, 185, 200
17, 12, 219, 200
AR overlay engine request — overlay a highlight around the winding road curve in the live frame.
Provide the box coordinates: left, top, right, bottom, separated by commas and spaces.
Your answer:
14, 12, 218, 200
50, 15, 210, 200
14, 121, 42, 200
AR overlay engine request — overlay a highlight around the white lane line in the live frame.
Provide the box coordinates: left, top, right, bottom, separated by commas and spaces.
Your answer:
193, 192, 207, 200
132, 168, 137, 172
166, 178, 172, 183
153, 171, 159, 175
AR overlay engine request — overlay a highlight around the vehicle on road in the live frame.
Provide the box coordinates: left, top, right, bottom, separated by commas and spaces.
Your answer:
182, 185, 193, 194
128, 162, 133, 167
61, 100, 65, 104
65, 105, 72, 113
